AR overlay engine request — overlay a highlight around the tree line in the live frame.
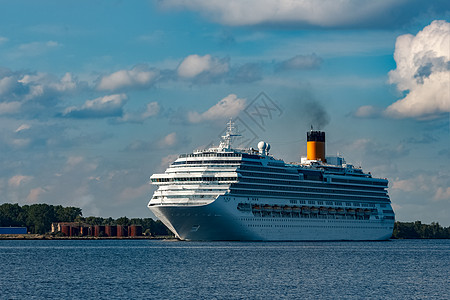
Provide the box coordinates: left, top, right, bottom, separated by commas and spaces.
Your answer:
392, 221, 450, 239
0, 203, 172, 236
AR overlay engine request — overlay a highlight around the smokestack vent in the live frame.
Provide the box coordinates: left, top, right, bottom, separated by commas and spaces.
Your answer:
307, 131, 325, 142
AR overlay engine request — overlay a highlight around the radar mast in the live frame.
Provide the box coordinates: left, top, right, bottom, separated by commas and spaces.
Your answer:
220, 118, 241, 149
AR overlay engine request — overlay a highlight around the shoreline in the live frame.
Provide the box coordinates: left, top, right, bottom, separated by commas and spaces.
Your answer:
1, 234, 449, 241
0, 234, 177, 240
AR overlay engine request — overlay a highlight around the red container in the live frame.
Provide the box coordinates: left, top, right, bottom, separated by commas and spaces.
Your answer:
61, 225, 70, 236
94, 225, 105, 237
128, 225, 142, 237
117, 225, 128, 237
105, 225, 117, 237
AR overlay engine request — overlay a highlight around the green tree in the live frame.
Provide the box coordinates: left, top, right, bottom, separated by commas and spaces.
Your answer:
0, 203, 25, 227
116, 216, 130, 226
85, 216, 105, 225
54, 205, 82, 222
23, 204, 56, 234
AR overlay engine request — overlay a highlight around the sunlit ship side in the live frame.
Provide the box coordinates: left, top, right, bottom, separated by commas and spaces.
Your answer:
148, 120, 395, 241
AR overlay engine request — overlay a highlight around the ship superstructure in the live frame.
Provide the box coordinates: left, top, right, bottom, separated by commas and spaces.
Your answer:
148, 120, 395, 241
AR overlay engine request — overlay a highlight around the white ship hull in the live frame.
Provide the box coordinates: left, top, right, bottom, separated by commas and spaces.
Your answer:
150, 195, 394, 241
148, 121, 395, 241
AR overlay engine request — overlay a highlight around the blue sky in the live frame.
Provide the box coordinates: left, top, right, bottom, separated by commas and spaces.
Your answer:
0, 0, 449, 225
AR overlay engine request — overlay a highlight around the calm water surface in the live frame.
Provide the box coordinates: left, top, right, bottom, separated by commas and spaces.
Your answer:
0, 239, 448, 299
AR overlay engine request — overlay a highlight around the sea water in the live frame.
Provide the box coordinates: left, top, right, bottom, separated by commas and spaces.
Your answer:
0, 239, 448, 299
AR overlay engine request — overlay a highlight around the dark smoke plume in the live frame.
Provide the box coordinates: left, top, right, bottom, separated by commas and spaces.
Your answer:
303, 100, 330, 130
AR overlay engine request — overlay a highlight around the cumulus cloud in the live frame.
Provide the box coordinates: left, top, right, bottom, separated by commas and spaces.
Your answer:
177, 54, 229, 82
97, 65, 159, 91
188, 94, 246, 123
125, 131, 183, 152
160, 0, 447, 28
0, 75, 17, 96
0, 101, 21, 115
16, 41, 60, 57
26, 187, 46, 203
0, 71, 81, 115
8, 175, 33, 187
353, 105, 382, 118
276, 54, 323, 71
158, 132, 178, 148
385, 20, 450, 120
62, 94, 127, 118
117, 101, 160, 123
392, 172, 450, 202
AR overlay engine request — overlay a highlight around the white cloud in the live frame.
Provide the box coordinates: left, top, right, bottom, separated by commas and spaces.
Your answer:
434, 187, 450, 201
0, 36, 8, 44
8, 175, 33, 187
63, 94, 127, 118
0, 76, 16, 96
161, 0, 431, 28
16, 40, 60, 57
353, 105, 382, 118
188, 94, 246, 123
52, 73, 77, 92
142, 101, 160, 118
66, 156, 84, 168
26, 187, 46, 203
385, 20, 450, 119
0, 101, 21, 115
15, 72, 79, 104
10, 138, 31, 148
276, 54, 323, 71
392, 172, 450, 202
158, 132, 178, 148
15, 124, 31, 133
177, 54, 229, 79
98, 66, 158, 91
118, 101, 160, 123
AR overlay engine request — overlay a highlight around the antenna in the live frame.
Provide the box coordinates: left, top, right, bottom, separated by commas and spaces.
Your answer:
220, 118, 241, 149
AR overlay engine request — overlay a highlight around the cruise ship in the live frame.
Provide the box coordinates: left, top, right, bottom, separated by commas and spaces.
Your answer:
148, 120, 395, 241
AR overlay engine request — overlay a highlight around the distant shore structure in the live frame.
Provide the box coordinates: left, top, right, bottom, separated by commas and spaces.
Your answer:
0, 227, 27, 235
51, 222, 142, 237
148, 119, 395, 241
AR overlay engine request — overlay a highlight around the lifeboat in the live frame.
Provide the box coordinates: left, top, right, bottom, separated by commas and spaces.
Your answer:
273, 205, 282, 212
328, 207, 336, 214
319, 207, 328, 214
346, 208, 355, 215
356, 208, 364, 216
252, 204, 261, 211
263, 204, 273, 212
283, 205, 292, 212
336, 208, 345, 215
364, 209, 371, 216
300, 206, 310, 214
292, 206, 301, 213
310, 207, 319, 214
